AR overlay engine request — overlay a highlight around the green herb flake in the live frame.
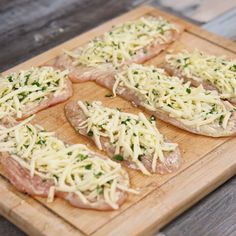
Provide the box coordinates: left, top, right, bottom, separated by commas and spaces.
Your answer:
85, 164, 92, 170
36, 139, 46, 145
94, 172, 103, 178
219, 115, 224, 125
105, 93, 113, 97
87, 130, 94, 137
53, 175, 59, 181
25, 74, 30, 85
186, 88, 191, 94
149, 115, 156, 122
113, 154, 124, 161
42, 86, 47, 91
131, 143, 134, 151
138, 155, 143, 161
209, 105, 216, 114
7, 75, 13, 82
230, 65, 236, 72
77, 154, 88, 161
96, 186, 104, 195
32, 81, 41, 87
121, 118, 131, 125
26, 126, 32, 132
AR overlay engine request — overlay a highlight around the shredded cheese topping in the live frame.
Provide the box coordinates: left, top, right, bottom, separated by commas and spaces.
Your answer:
166, 50, 236, 99
77, 101, 178, 175
0, 117, 136, 209
113, 64, 235, 131
66, 17, 178, 68
0, 67, 69, 119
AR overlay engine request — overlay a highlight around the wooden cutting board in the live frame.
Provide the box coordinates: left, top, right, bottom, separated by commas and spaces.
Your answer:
1, 5, 236, 236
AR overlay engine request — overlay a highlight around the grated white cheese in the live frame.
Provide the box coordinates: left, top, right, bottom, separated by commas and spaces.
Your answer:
77, 101, 178, 175
166, 50, 236, 99
0, 67, 69, 119
65, 17, 179, 68
113, 64, 235, 130
0, 119, 136, 209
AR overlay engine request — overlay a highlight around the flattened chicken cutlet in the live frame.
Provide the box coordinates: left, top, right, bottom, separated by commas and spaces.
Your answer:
65, 100, 181, 175
0, 67, 73, 120
0, 118, 137, 210
50, 16, 183, 83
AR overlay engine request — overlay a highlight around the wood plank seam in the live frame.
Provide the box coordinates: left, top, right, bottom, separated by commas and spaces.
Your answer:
32, 198, 86, 235
185, 31, 236, 53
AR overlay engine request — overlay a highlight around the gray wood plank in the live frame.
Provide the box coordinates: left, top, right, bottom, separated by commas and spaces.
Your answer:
151, 0, 236, 23
0, 216, 25, 236
203, 7, 236, 41
162, 176, 236, 236
0, 0, 143, 71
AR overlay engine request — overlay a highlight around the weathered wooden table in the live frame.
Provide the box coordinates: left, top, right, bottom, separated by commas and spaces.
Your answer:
0, 1, 235, 235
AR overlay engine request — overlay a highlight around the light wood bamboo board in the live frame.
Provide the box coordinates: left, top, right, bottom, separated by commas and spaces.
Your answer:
1, 5, 236, 236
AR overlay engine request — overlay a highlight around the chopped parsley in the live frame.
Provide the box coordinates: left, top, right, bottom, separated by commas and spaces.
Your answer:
209, 104, 216, 114
77, 154, 88, 161
105, 93, 113, 97
121, 118, 131, 125
94, 172, 103, 178
7, 76, 13, 82
186, 88, 191, 94
32, 81, 41, 87
219, 115, 224, 125
24, 74, 30, 85
18, 92, 27, 102
36, 139, 46, 145
26, 126, 33, 132
149, 115, 156, 122
230, 64, 236, 72
53, 174, 59, 181
87, 130, 94, 137
96, 186, 104, 195
138, 155, 143, 161
85, 164, 92, 170
113, 154, 124, 161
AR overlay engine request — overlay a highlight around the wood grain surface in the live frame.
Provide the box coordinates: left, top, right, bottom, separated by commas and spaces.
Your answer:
0, 1, 236, 236
156, 0, 236, 23
203, 7, 236, 40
